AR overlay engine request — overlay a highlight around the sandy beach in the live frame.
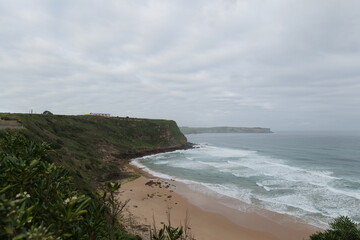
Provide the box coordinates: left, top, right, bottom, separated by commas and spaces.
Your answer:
120, 164, 320, 240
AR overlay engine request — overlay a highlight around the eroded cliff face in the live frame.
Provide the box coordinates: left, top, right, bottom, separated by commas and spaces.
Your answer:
0, 119, 23, 129
0, 113, 190, 190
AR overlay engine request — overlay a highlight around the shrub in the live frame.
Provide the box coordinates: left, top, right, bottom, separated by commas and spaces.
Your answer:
0, 132, 140, 240
310, 216, 360, 240
150, 211, 195, 240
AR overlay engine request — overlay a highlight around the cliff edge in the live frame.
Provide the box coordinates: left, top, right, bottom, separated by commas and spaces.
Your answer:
0, 113, 191, 191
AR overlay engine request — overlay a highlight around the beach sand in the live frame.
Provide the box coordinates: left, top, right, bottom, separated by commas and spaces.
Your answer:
119, 165, 319, 240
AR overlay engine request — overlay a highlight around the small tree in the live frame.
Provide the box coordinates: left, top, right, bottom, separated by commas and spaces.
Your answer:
43, 110, 53, 115
102, 182, 130, 238
310, 216, 360, 240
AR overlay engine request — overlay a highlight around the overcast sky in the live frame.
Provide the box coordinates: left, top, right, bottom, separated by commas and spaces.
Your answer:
1, 0, 360, 131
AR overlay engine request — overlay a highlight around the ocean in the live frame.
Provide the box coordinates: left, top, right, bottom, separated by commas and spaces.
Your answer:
132, 132, 360, 227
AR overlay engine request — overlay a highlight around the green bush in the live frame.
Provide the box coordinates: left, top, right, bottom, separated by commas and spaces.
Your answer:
310, 216, 360, 240
0, 132, 140, 240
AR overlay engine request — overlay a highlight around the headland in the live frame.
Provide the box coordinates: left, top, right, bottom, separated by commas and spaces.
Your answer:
180, 126, 272, 134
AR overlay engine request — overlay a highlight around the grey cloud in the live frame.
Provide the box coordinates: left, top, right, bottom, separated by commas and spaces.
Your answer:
1, 0, 360, 130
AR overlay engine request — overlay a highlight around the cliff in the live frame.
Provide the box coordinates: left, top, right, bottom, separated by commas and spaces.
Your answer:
180, 126, 273, 134
0, 113, 190, 191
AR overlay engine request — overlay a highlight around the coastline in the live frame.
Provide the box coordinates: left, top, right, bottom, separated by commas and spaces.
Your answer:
120, 163, 320, 240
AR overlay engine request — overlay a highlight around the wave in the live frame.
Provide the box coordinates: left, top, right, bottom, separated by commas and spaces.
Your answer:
327, 186, 360, 200
256, 182, 272, 192
131, 158, 175, 180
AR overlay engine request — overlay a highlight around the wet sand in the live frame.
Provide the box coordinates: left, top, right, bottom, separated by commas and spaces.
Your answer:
120, 164, 319, 240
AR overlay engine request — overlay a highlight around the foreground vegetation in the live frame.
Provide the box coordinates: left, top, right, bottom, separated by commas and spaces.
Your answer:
0, 132, 198, 239
309, 216, 360, 240
0, 132, 140, 239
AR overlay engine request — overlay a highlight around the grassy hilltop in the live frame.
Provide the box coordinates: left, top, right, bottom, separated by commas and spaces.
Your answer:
0, 113, 189, 192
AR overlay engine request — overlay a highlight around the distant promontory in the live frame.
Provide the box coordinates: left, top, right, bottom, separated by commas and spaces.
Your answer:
180, 126, 273, 134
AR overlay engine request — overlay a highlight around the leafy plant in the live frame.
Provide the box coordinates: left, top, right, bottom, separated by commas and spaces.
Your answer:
102, 182, 130, 238
150, 211, 194, 240
310, 216, 360, 240
0, 131, 140, 240
151, 225, 186, 240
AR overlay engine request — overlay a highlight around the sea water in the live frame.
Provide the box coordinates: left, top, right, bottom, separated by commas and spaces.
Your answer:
132, 132, 360, 227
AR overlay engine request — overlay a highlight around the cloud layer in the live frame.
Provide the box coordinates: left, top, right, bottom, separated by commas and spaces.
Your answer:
1, 0, 360, 130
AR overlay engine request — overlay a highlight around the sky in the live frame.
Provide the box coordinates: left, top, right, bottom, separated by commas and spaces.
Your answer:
1, 0, 360, 131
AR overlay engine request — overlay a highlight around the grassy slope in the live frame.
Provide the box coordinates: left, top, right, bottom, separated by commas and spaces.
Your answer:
0, 113, 188, 192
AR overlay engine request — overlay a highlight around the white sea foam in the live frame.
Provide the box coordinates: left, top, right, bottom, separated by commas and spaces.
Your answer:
203, 146, 257, 158
256, 182, 272, 191
153, 160, 171, 165
261, 194, 322, 215
131, 157, 213, 185
224, 154, 337, 188
168, 161, 210, 170
327, 186, 360, 200
131, 158, 175, 180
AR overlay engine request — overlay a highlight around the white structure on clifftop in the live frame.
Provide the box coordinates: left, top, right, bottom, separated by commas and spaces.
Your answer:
85, 113, 111, 117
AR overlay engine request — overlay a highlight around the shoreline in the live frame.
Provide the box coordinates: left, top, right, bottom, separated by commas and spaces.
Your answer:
120, 163, 320, 240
